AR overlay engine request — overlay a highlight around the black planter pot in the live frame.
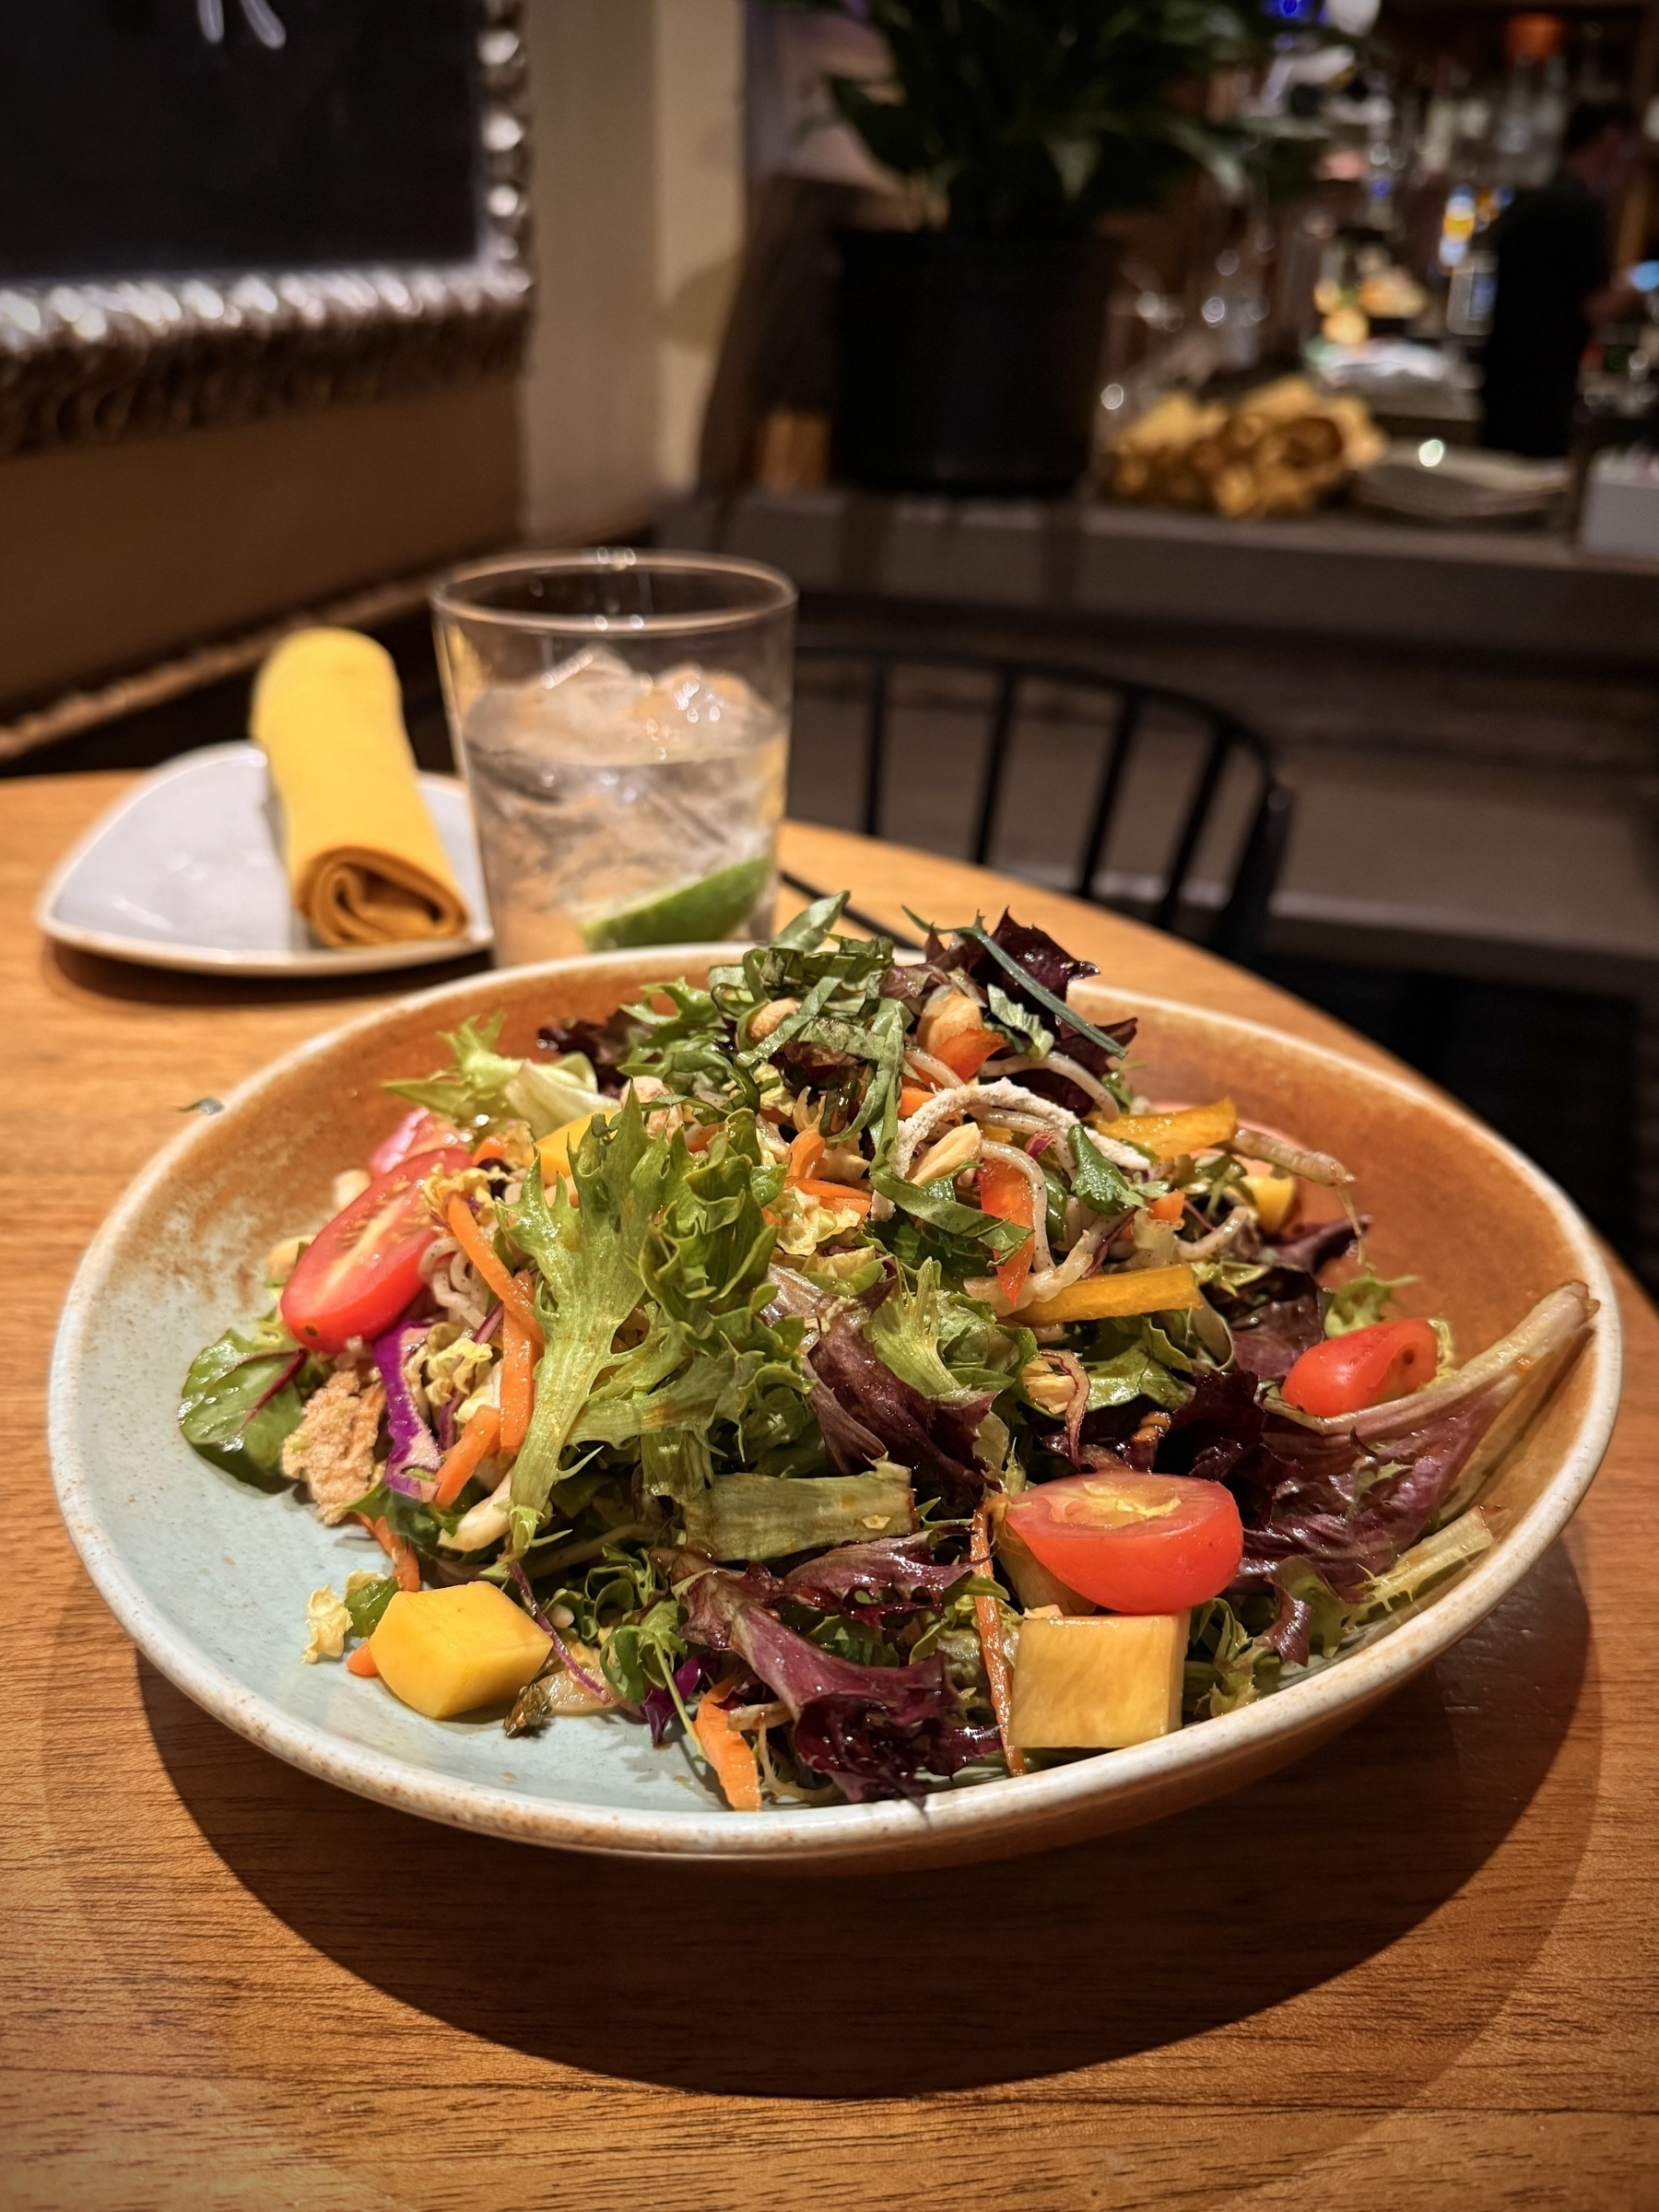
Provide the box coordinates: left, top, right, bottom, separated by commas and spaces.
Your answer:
834, 229, 1116, 498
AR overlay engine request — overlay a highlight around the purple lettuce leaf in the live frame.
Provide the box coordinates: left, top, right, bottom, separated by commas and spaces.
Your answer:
535, 1011, 642, 1095
779, 1533, 972, 1616
371, 1323, 441, 1490
1157, 1366, 1500, 1598
944, 911, 1137, 1114
642, 1656, 709, 1747
809, 1311, 993, 1511
681, 1567, 997, 1800
1264, 1216, 1359, 1277
1229, 1286, 1324, 1382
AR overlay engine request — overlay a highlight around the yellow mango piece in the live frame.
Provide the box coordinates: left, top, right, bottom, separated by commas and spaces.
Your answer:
994, 1512, 1097, 1615
1242, 1170, 1297, 1234
535, 1106, 616, 1180
1099, 1096, 1237, 1159
1010, 1609, 1188, 1748
1020, 1263, 1200, 1328
368, 1583, 551, 1720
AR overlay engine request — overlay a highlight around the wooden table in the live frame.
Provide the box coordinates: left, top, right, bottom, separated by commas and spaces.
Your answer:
5, 774, 1656, 2210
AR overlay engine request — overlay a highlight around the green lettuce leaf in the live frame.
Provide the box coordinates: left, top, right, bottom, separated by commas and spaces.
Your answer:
868, 1166, 1030, 1261
1085, 1345, 1191, 1412
865, 1259, 970, 1400
385, 1011, 602, 1136
507, 1097, 679, 1552
1324, 1267, 1414, 1336
343, 1574, 398, 1640
179, 1320, 321, 1482
602, 1598, 687, 1703
1067, 1124, 1159, 1214
985, 982, 1053, 1058
679, 1466, 915, 1560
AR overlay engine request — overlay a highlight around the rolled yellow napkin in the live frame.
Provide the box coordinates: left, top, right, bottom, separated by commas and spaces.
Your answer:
251, 628, 469, 948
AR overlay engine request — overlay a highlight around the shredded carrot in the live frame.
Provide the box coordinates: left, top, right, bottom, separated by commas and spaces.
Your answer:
1147, 1190, 1186, 1223
346, 1643, 380, 1678
692, 1678, 763, 1811
432, 1406, 501, 1511
977, 1155, 1037, 1308
500, 1310, 535, 1456
354, 1513, 423, 1594
787, 1128, 826, 1184
785, 1126, 873, 1214
900, 1081, 935, 1118
794, 1178, 874, 1217
684, 1121, 719, 1153
971, 1503, 1027, 1777
445, 1197, 544, 1350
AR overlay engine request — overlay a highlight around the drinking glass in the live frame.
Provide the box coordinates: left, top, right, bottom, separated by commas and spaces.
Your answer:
430, 549, 796, 965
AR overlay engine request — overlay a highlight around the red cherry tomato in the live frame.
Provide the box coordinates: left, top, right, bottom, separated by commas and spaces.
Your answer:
371, 1108, 463, 1179
1003, 1472, 1244, 1614
280, 1147, 470, 1354
1280, 1318, 1439, 1418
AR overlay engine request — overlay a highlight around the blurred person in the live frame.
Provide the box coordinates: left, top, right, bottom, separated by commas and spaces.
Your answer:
1481, 96, 1643, 457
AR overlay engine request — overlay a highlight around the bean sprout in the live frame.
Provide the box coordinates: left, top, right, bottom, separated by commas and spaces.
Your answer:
1012, 1224, 1107, 1312
1232, 1127, 1353, 1189
894, 1080, 1077, 1178
980, 1052, 1117, 1111
1180, 1206, 1259, 1262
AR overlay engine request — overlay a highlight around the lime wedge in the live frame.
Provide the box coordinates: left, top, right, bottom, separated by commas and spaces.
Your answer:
580, 856, 772, 951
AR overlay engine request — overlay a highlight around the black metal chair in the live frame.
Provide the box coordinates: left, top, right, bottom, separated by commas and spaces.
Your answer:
793, 633, 1295, 967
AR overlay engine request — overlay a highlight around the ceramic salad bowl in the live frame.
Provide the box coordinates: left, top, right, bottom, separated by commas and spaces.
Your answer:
49, 949, 1620, 1870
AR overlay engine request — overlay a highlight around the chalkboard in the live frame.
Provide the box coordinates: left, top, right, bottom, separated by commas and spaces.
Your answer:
0, 0, 482, 283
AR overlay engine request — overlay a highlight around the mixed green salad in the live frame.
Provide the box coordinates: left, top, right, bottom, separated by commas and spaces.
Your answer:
181, 897, 1593, 1807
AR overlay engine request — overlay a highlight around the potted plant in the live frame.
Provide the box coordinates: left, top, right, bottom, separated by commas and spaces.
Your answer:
759, 0, 1320, 496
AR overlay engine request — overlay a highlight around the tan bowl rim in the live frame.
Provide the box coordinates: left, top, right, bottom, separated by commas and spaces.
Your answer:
50, 949, 1623, 1865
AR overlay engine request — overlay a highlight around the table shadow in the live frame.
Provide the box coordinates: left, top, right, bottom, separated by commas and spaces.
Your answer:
43, 938, 491, 1012
130, 1541, 1598, 2102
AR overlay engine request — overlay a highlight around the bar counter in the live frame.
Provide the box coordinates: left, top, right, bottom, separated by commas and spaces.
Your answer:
662, 487, 1659, 668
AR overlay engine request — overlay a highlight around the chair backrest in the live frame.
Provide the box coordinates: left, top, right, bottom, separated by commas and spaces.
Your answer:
794, 634, 1294, 965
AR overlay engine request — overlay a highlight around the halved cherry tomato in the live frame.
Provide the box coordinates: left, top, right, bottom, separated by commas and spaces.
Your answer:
280, 1146, 470, 1354
1281, 1318, 1439, 1418
977, 1154, 1036, 1307
371, 1108, 463, 1178
1003, 1471, 1243, 1614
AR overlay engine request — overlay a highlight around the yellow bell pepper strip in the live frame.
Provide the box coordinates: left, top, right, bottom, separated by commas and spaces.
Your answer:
445, 1196, 544, 1351
1098, 1097, 1238, 1159
693, 1678, 763, 1811
432, 1405, 502, 1511
1020, 1263, 1201, 1328
971, 1502, 1026, 1777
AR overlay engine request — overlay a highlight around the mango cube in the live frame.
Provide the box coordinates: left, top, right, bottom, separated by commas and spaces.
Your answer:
1009, 1609, 1188, 1749
368, 1583, 551, 1720
535, 1108, 616, 1180
1241, 1170, 1297, 1234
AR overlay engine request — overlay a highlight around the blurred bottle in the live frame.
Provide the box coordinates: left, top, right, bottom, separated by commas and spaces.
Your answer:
1492, 15, 1567, 190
